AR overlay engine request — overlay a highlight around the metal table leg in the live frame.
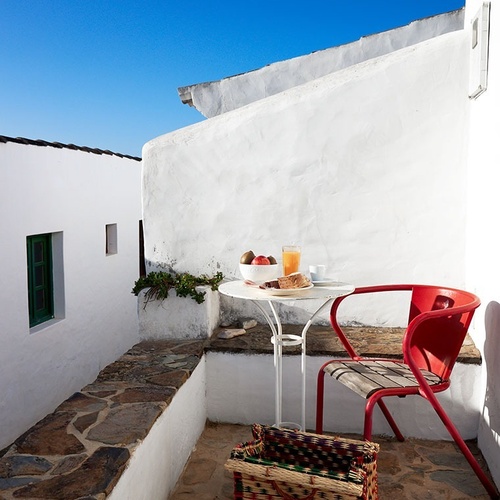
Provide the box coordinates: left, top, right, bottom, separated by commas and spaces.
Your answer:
251, 300, 303, 429
298, 298, 335, 430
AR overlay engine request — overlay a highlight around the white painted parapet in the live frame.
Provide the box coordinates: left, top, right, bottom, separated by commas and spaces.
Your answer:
178, 10, 464, 118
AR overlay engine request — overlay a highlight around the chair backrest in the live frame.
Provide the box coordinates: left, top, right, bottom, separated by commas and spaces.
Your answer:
404, 285, 480, 380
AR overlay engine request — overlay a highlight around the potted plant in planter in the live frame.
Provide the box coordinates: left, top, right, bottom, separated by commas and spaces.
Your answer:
132, 271, 224, 340
132, 271, 224, 305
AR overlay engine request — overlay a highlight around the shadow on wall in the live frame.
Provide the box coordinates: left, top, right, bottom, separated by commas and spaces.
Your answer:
483, 301, 500, 436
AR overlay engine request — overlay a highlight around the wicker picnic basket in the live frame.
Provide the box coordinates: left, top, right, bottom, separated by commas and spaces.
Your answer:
225, 424, 379, 500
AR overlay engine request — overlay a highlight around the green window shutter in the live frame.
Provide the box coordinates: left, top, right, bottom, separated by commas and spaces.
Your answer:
27, 234, 54, 327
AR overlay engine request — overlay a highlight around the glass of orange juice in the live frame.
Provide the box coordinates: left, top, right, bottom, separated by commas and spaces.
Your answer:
282, 245, 301, 275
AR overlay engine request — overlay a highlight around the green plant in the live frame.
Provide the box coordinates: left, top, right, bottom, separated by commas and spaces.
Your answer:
132, 271, 224, 305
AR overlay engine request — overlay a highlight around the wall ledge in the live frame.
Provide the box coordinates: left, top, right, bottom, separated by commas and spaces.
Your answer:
0, 339, 205, 499
207, 324, 482, 364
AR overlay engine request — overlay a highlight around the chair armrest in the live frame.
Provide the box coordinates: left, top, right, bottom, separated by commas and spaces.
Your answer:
330, 285, 414, 359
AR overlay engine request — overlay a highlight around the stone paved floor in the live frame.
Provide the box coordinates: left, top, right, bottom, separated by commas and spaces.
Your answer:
170, 422, 497, 499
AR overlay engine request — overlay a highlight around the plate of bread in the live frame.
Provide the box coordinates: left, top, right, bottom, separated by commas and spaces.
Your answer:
261, 272, 313, 295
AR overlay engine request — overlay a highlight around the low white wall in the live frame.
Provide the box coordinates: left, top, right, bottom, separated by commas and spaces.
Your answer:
206, 351, 482, 440
0, 143, 142, 449
106, 346, 482, 499
108, 360, 207, 500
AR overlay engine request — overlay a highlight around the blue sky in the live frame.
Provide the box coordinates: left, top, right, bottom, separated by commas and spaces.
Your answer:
1, 1, 465, 157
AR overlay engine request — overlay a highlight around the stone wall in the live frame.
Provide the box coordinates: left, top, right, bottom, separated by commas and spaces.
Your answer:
0, 328, 483, 498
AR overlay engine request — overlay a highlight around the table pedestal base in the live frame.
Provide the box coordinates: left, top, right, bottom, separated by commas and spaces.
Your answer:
252, 298, 335, 431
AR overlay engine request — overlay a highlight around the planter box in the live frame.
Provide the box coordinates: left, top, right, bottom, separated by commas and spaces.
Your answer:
138, 285, 220, 340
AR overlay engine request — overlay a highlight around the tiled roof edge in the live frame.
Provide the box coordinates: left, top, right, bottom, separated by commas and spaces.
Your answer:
0, 135, 141, 161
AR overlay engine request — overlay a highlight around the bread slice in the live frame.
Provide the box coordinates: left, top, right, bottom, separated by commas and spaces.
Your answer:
263, 279, 279, 289
277, 272, 311, 289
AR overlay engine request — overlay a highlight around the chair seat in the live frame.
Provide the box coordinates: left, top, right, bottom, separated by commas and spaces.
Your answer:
324, 359, 443, 399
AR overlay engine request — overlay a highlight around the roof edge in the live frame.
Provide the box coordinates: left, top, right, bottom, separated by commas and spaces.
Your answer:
178, 8, 465, 118
0, 135, 141, 161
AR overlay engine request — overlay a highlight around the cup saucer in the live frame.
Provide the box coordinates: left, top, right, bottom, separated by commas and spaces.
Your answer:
310, 278, 338, 286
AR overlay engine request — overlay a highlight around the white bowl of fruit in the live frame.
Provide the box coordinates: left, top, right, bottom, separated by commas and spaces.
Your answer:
239, 250, 280, 282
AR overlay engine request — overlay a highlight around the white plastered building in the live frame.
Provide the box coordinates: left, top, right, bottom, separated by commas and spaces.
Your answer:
0, 137, 142, 449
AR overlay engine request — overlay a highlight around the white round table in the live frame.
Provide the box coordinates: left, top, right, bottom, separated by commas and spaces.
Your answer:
218, 280, 354, 430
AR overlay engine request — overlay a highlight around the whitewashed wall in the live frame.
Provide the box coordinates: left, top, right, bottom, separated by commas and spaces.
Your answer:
0, 142, 142, 449
207, 353, 482, 440
144, 30, 469, 325
465, 0, 500, 486
108, 361, 207, 500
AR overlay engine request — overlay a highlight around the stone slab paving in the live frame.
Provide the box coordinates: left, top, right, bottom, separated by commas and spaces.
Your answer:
170, 422, 496, 499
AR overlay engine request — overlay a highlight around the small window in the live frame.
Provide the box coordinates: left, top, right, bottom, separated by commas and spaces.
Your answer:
106, 223, 118, 255
139, 220, 146, 277
27, 234, 54, 327
472, 17, 479, 49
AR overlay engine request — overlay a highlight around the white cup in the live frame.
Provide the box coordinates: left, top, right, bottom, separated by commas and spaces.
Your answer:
309, 265, 326, 282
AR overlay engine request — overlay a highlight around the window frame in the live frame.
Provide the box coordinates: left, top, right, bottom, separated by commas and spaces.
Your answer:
27, 233, 54, 327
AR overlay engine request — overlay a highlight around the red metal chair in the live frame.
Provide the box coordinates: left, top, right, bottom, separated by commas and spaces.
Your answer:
316, 284, 499, 499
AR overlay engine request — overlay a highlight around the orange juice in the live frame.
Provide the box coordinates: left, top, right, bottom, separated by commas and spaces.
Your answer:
282, 246, 301, 275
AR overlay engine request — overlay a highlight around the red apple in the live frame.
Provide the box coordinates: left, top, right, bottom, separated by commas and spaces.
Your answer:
251, 255, 271, 265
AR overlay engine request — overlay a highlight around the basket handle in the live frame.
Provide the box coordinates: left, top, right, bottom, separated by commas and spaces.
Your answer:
271, 481, 318, 500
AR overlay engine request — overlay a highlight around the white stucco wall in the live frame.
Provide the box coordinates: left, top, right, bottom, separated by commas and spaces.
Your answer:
108, 360, 207, 500
206, 352, 481, 440
138, 286, 220, 339
144, 30, 469, 325
465, 0, 500, 486
179, 10, 464, 118
0, 142, 142, 449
